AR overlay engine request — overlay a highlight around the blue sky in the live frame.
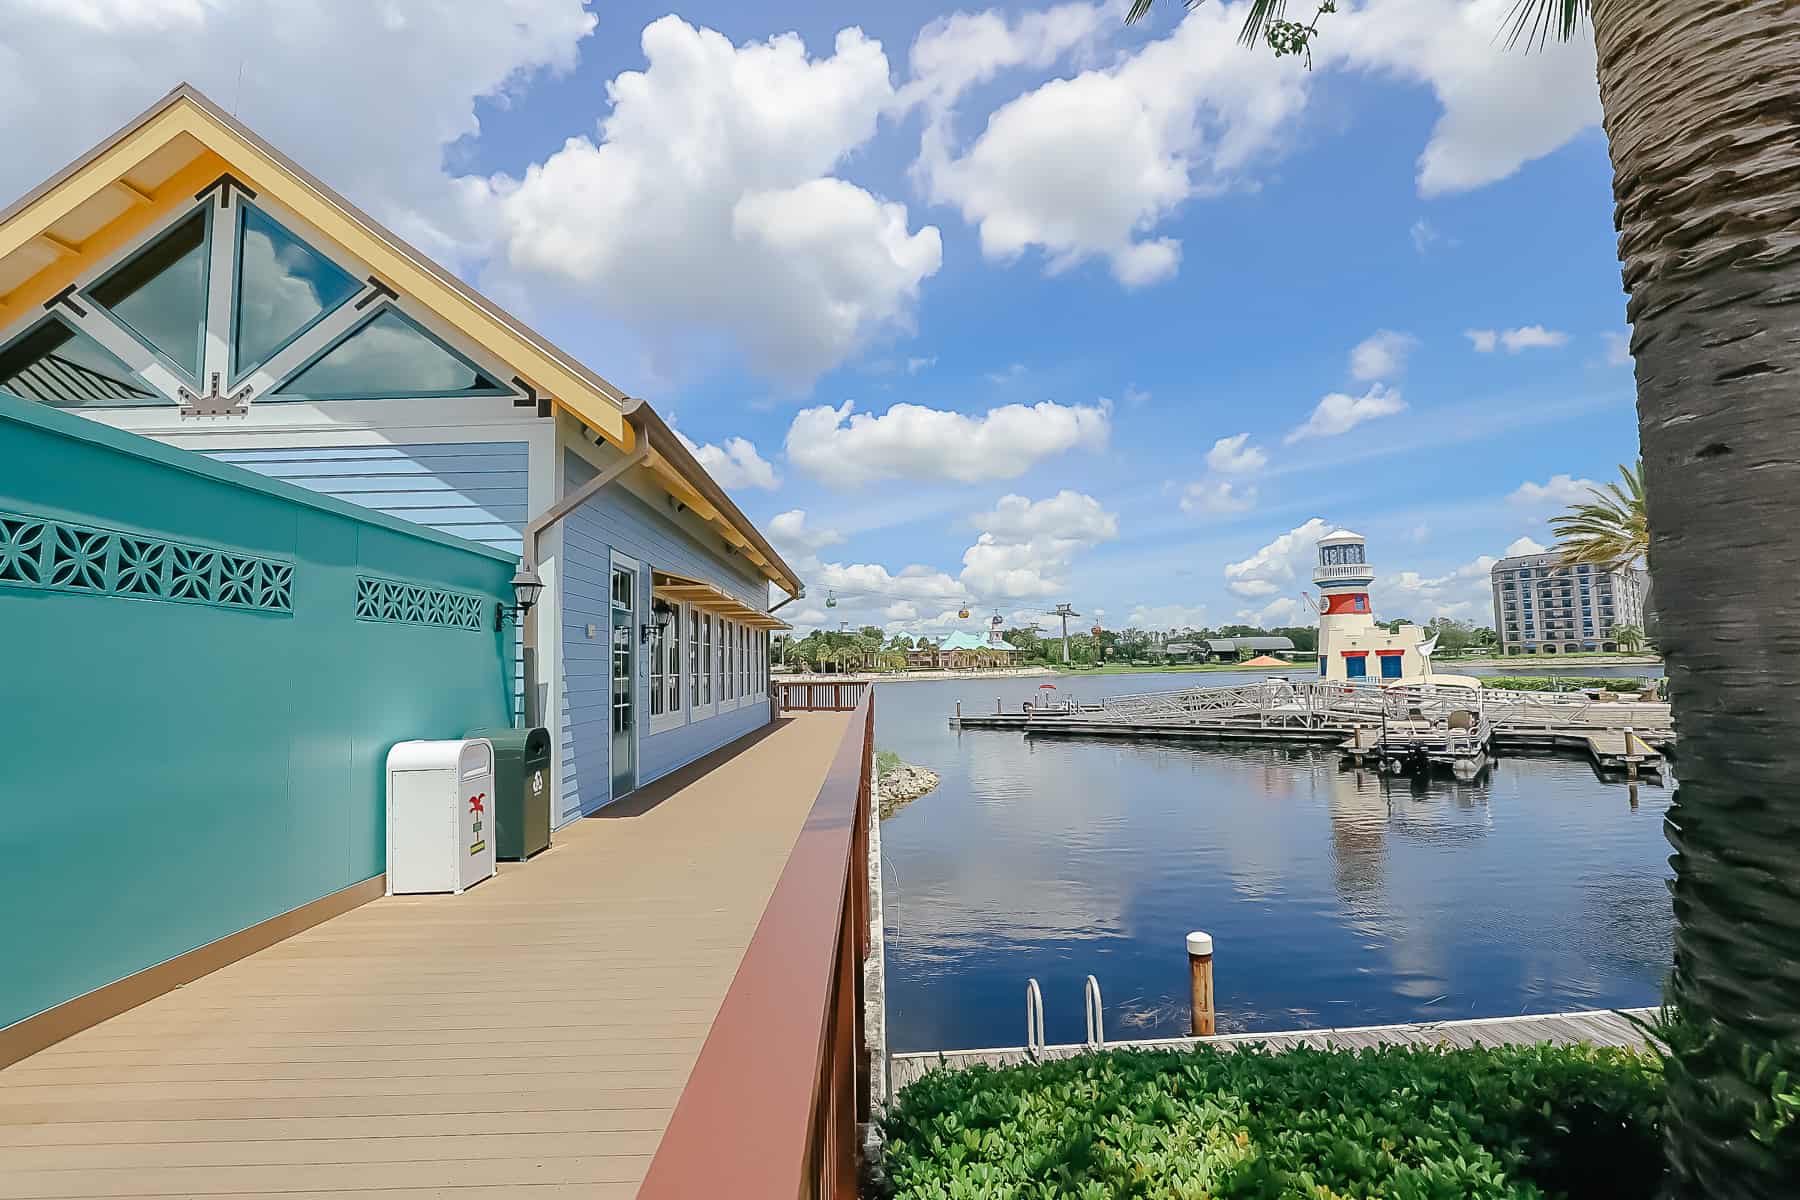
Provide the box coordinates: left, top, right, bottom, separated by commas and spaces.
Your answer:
6, 0, 1638, 635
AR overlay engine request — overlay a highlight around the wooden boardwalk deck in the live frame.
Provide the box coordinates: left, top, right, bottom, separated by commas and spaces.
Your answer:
890, 1008, 1657, 1093
0, 711, 852, 1200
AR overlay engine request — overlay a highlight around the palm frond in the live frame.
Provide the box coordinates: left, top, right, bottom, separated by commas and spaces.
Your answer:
1550, 460, 1647, 572
1126, 0, 1296, 48
1504, 0, 1592, 50
1129, 0, 1593, 53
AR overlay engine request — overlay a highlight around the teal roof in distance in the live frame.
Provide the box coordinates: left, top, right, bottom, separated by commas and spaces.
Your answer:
936, 631, 1015, 651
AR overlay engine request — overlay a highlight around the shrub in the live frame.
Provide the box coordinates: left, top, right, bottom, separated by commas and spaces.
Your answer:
1479, 676, 1653, 693
881, 1041, 1664, 1199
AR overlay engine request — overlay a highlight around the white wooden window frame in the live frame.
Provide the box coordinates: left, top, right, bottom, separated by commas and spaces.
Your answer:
3, 189, 523, 418
692, 610, 716, 719
648, 598, 688, 736
609, 551, 641, 791
720, 616, 735, 708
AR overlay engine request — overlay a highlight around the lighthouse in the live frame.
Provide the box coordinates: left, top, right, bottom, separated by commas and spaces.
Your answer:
1313, 529, 1461, 685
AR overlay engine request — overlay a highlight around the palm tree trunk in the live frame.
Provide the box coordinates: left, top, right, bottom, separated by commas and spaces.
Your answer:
1592, 0, 1800, 1190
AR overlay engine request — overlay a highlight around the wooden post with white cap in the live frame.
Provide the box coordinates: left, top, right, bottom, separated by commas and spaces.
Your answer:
1188, 930, 1215, 1036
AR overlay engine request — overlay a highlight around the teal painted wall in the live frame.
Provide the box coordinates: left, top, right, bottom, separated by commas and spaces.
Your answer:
0, 394, 516, 1031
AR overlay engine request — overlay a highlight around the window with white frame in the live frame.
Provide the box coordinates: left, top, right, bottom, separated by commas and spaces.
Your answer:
698, 613, 713, 708
723, 619, 736, 703
649, 598, 683, 731
689, 609, 705, 709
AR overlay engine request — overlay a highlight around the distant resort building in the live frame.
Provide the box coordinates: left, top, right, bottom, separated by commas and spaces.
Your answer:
1489, 550, 1647, 655
1202, 636, 1295, 662
1314, 529, 1476, 687
907, 612, 1019, 670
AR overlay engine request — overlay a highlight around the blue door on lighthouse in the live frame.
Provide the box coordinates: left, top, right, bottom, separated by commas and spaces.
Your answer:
1345, 655, 1367, 680
1380, 654, 1403, 680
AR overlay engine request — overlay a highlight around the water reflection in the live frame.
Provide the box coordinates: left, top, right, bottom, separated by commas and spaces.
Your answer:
876, 671, 1675, 1052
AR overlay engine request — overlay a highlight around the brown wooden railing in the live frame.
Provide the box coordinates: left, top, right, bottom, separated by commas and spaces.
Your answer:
778, 678, 872, 711
638, 692, 875, 1200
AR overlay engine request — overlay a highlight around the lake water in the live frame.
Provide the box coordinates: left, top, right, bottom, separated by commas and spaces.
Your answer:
875, 668, 1674, 1053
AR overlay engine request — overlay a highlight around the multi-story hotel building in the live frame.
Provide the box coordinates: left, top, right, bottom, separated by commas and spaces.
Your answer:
1490, 551, 1647, 654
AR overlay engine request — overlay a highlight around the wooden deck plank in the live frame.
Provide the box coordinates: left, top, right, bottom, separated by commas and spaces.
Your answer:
0, 713, 852, 1200
3, 1130, 664, 1171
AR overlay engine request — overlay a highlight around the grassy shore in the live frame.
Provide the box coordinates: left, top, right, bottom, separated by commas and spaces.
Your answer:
1043, 660, 1302, 675
1447, 652, 1662, 668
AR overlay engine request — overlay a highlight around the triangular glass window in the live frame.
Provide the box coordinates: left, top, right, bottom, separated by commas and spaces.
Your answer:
270, 307, 508, 400
0, 318, 163, 408
86, 209, 209, 380
232, 203, 361, 380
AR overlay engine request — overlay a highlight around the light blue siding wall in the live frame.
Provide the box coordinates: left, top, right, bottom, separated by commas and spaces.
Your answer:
205, 442, 529, 708
202, 442, 528, 554
559, 450, 771, 822
559, 491, 612, 824
640, 697, 769, 781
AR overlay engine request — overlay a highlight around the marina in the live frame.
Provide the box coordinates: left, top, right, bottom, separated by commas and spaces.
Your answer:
952, 676, 1671, 778
878, 668, 1673, 1054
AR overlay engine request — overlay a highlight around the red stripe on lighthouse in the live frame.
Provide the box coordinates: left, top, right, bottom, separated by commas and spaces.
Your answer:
1323, 592, 1370, 615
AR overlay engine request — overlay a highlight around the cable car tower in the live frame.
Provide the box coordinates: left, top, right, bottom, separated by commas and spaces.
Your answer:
1052, 602, 1080, 664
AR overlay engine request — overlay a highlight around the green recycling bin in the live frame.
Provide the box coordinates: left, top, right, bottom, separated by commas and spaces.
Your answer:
465, 725, 551, 861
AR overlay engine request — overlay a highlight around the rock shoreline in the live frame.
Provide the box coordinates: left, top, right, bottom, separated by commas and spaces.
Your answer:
878, 763, 939, 820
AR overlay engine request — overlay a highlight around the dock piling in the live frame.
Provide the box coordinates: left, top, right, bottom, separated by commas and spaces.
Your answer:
1187, 931, 1215, 1036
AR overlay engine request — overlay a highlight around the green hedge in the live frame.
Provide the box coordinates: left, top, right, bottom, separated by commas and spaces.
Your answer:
881, 1042, 1664, 1199
1479, 676, 1654, 693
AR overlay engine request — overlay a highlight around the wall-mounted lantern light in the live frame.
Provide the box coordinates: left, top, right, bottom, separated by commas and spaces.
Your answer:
640, 603, 674, 646
495, 563, 546, 631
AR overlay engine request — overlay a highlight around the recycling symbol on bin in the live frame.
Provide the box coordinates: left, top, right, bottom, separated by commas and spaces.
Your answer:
531, 769, 544, 796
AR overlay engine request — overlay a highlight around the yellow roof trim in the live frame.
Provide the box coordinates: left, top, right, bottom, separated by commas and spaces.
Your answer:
0, 151, 228, 331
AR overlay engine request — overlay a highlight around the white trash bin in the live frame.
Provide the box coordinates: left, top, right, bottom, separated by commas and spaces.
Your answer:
386, 739, 497, 895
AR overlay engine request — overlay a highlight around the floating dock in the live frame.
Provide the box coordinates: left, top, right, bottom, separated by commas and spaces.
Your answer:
890, 1007, 1657, 1092
951, 678, 1672, 776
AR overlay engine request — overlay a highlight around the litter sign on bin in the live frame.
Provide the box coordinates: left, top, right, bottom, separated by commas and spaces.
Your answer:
386, 739, 497, 894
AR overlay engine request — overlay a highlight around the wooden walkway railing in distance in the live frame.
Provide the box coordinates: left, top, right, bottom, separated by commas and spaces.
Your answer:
638, 694, 875, 1200
779, 678, 872, 711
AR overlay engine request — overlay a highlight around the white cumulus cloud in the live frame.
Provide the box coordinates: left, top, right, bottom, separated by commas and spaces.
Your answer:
960, 490, 1118, 599
1504, 535, 1548, 557
1509, 474, 1597, 512
1205, 432, 1268, 475
1181, 479, 1257, 516
1326, 0, 1600, 197
785, 398, 1110, 487
1129, 603, 1209, 630
675, 430, 780, 491
1225, 518, 1330, 599
768, 509, 845, 562
1284, 384, 1406, 443
1466, 325, 1570, 353
1349, 330, 1419, 381
0, 0, 597, 267
1381, 554, 1499, 621
914, 3, 1308, 287
469, 17, 942, 383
